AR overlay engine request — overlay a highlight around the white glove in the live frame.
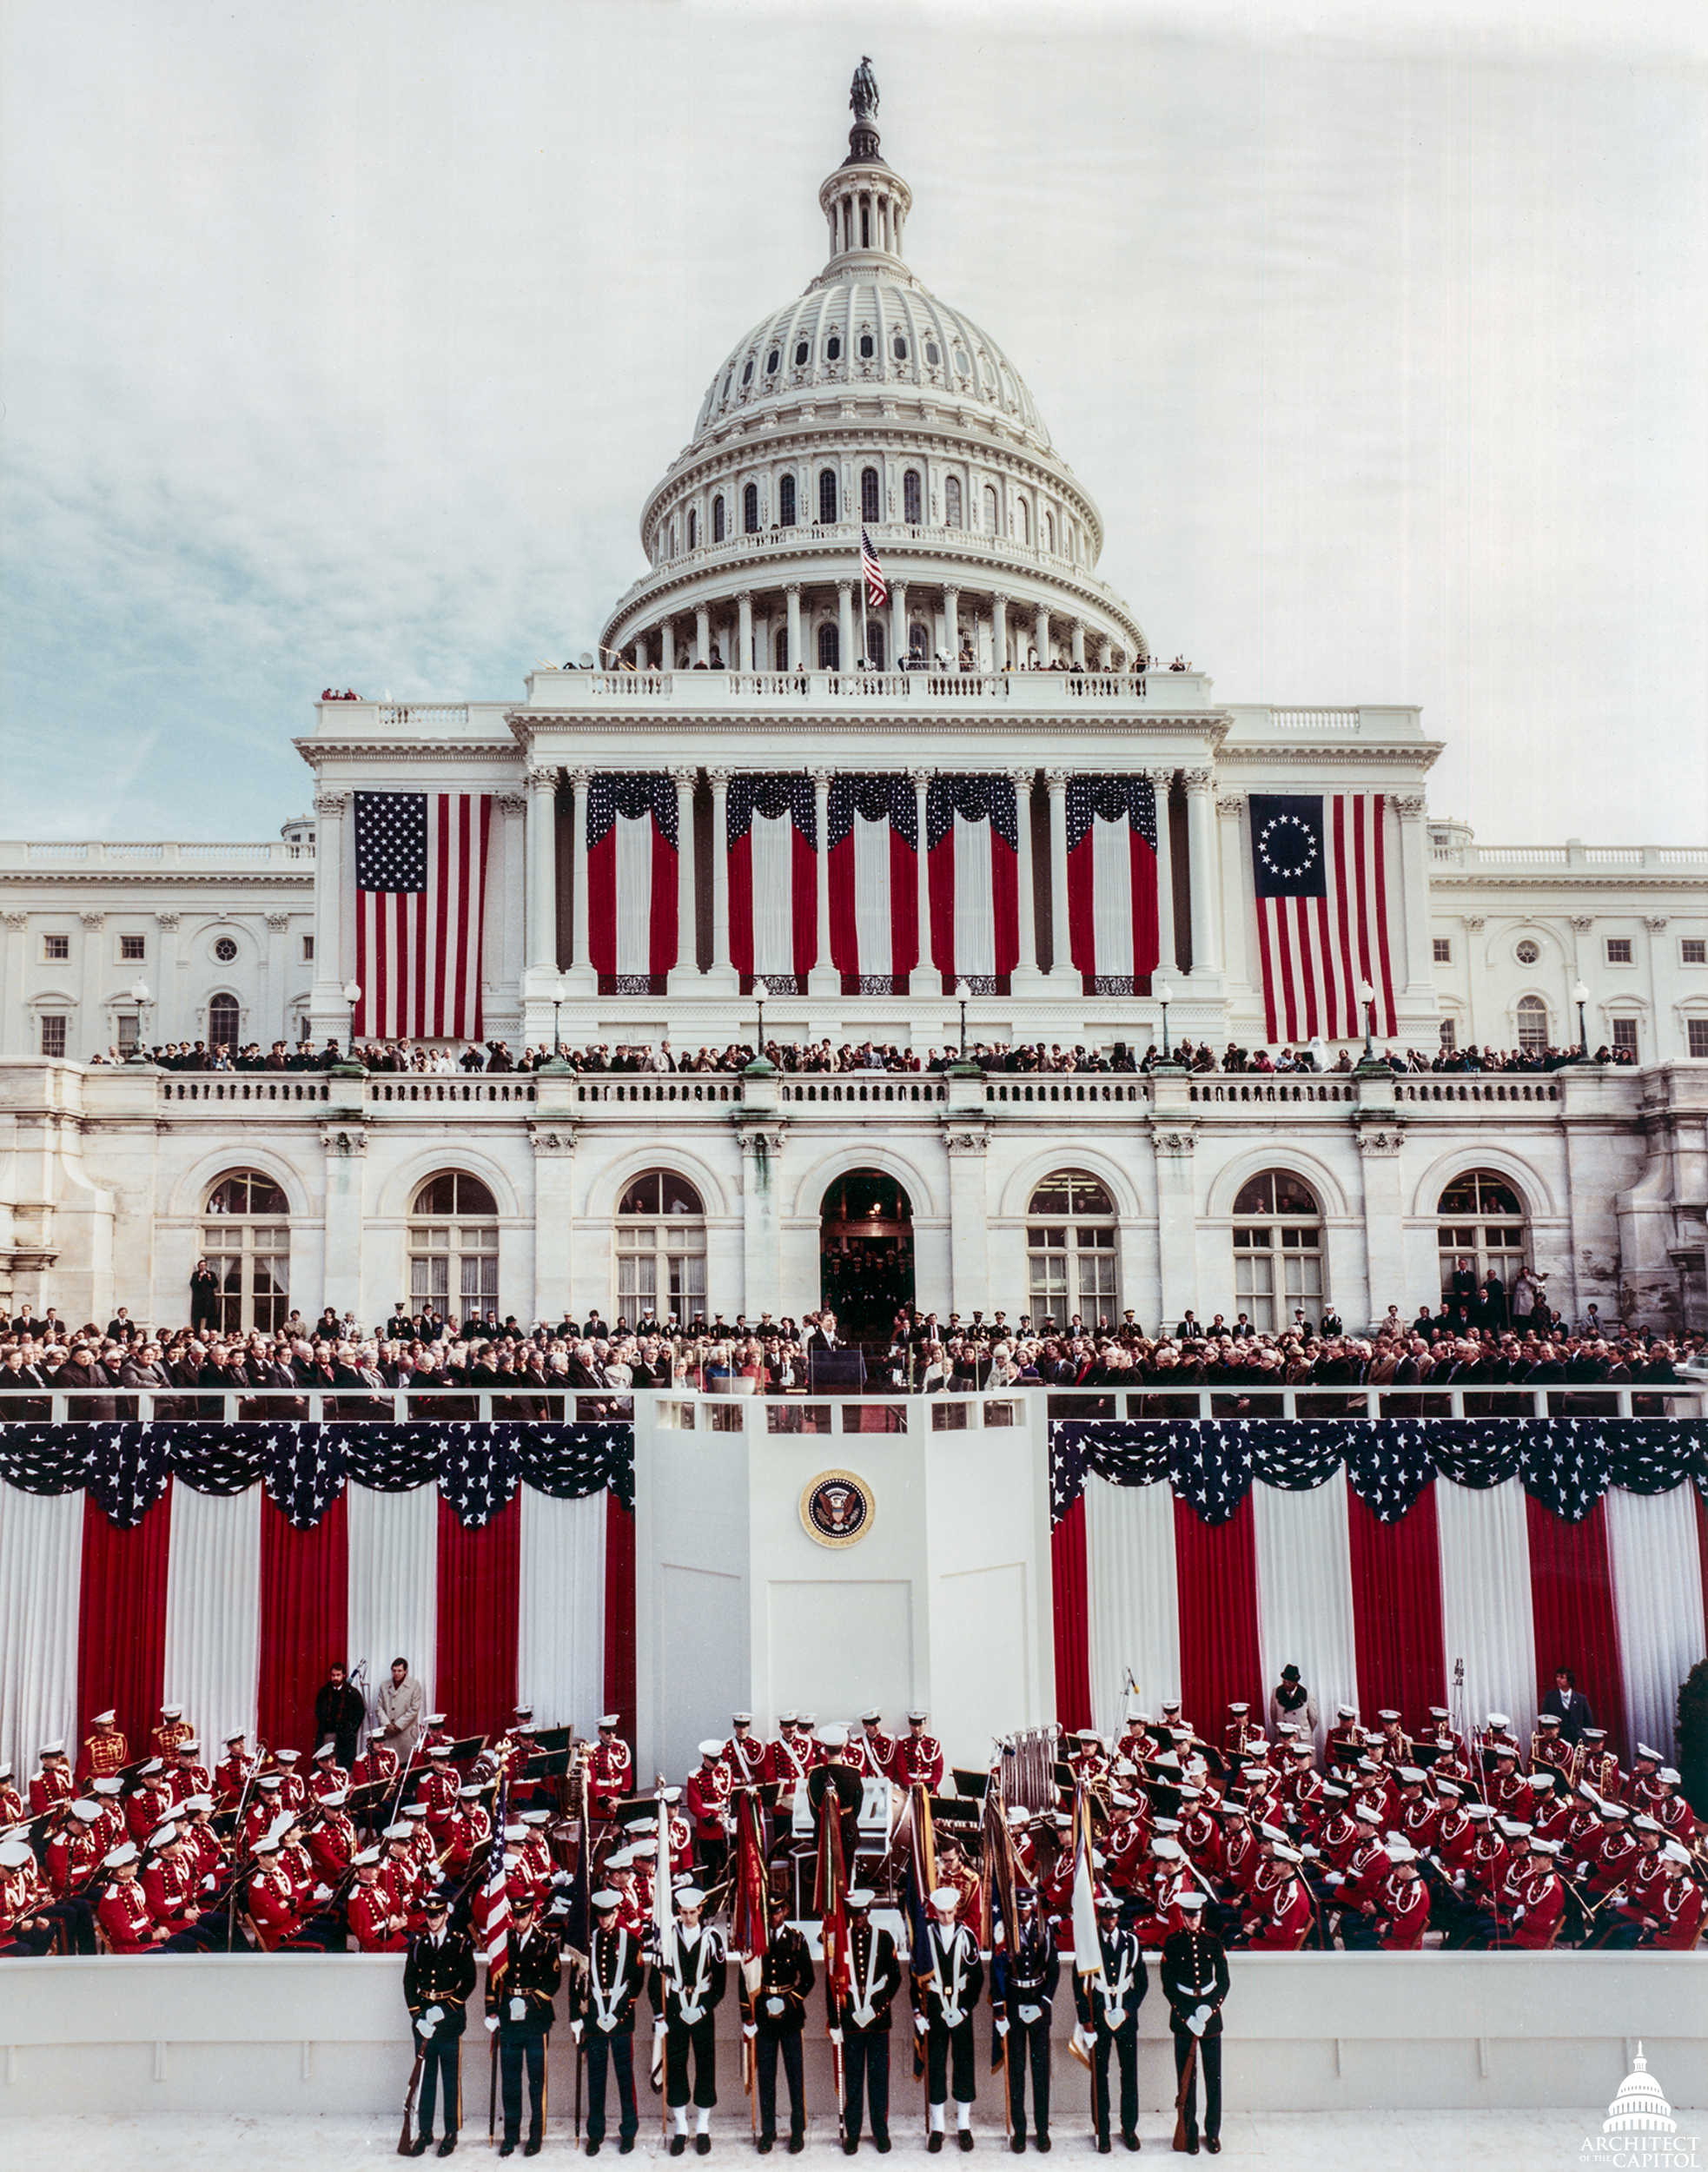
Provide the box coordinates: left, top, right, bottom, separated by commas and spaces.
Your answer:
1017, 2004, 1041, 2025
509, 1997, 526, 2021
830, 2029, 844, 2048
416, 2018, 436, 2040
1323, 1871, 1343, 1888
743, 2023, 758, 2041
995, 2016, 1010, 2037
1192, 2004, 1211, 2029
485, 2016, 500, 2034
653, 2019, 667, 2041
571, 2020, 585, 2043
914, 2014, 929, 2037
765, 1997, 785, 2016
1186, 2014, 1205, 2037
1513, 1906, 1526, 1923
423, 2007, 445, 2030
599, 2015, 618, 2033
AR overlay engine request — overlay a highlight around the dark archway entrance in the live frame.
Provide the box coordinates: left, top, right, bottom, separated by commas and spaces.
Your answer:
819, 1170, 915, 1337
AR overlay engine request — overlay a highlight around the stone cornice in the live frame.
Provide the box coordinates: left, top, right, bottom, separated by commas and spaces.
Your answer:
1428, 869, 1706, 892
0, 871, 314, 891
508, 709, 1230, 745
294, 740, 520, 765
1215, 744, 1440, 771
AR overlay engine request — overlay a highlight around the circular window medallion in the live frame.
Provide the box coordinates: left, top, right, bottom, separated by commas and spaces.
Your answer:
1516, 939, 1540, 964
799, 1469, 875, 1549
213, 936, 238, 963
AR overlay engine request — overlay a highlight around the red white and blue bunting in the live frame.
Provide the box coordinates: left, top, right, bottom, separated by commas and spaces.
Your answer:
728, 775, 818, 993
1065, 775, 1161, 996
587, 774, 679, 996
927, 775, 1019, 995
828, 774, 919, 995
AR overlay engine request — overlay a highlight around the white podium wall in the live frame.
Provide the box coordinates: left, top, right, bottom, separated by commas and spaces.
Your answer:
633, 1395, 1055, 1783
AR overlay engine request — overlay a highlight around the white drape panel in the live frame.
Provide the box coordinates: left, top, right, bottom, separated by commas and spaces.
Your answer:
613, 813, 654, 977
852, 814, 893, 978
162, 1484, 262, 1752
1435, 1478, 1538, 1745
1251, 1473, 1359, 1753
346, 1484, 438, 1718
1605, 1485, 1705, 1764
952, 812, 996, 977
749, 812, 796, 977
517, 1489, 607, 1731
0, 1487, 83, 1782
1084, 1476, 1181, 1737
1089, 816, 1135, 980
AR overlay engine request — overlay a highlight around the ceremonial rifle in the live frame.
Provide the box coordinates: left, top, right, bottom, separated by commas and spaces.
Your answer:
397, 2046, 426, 2155
1171, 2036, 1198, 2154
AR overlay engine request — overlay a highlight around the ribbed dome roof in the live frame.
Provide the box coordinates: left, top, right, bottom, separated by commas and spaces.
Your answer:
690, 270, 1050, 449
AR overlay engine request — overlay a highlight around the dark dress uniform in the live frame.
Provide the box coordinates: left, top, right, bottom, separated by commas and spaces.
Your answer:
572, 1922, 647, 2149
651, 1919, 728, 2136
1073, 1922, 1146, 2151
1158, 1922, 1229, 2153
486, 1917, 562, 2155
916, 1917, 983, 2143
831, 1913, 903, 2148
746, 1920, 816, 2148
405, 1919, 478, 2151
992, 1912, 1059, 2148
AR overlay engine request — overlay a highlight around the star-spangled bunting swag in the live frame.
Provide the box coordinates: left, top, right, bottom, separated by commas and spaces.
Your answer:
925, 775, 1019, 994
1045, 1415, 1707, 1527
0, 1420, 635, 1530
727, 774, 818, 991
827, 774, 919, 995
586, 773, 679, 995
1064, 775, 1162, 996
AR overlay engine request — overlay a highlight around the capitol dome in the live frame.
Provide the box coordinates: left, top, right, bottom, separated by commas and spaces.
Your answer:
599, 65, 1146, 676
1603, 2049, 1676, 2136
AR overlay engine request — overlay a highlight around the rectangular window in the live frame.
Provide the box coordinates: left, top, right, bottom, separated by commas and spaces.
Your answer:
43, 933, 70, 961
1612, 1018, 1638, 1053
1683, 939, 1706, 965
1605, 937, 1633, 963
41, 1015, 67, 1056
1432, 937, 1452, 963
119, 933, 146, 961
1688, 1020, 1708, 1058
302, 934, 315, 960
116, 1014, 140, 1054
1439, 1019, 1457, 1050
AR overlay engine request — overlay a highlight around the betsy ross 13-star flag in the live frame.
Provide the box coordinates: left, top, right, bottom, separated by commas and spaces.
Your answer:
587, 774, 679, 995
827, 774, 919, 995
1249, 792, 1396, 1044
1066, 775, 1161, 995
353, 791, 492, 1040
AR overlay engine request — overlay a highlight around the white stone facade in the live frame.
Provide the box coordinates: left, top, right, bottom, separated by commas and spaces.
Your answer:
3, 89, 1705, 1338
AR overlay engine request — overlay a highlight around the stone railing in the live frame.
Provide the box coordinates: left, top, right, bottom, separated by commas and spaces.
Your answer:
1, 840, 305, 869
158, 1076, 333, 1104
523, 666, 1172, 710
1429, 841, 1708, 871
985, 1077, 1147, 1106
779, 1077, 946, 1105
1188, 1079, 1358, 1104
1395, 1078, 1560, 1104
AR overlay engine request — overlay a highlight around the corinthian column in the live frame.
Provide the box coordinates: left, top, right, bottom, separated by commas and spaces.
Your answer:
1182, 768, 1221, 982
706, 769, 739, 992
808, 768, 837, 997
1146, 768, 1177, 980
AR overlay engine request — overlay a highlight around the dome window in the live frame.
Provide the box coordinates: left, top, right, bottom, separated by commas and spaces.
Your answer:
818, 469, 839, 525
765, 349, 779, 375
741, 357, 754, 387
944, 476, 963, 528
712, 494, 726, 544
818, 622, 840, 669
860, 467, 881, 523
925, 341, 941, 367
779, 473, 797, 527
903, 469, 923, 525
893, 335, 908, 361
722, 373, 732, 401
687, 509, 698, 549
953, 348, 970, 375
743, 482, 760, 534
795, 340, 809, 367
826, 334, 842, 361
858, 333, 875, 361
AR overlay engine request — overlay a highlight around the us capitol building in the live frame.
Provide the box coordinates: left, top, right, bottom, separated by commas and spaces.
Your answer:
1, 70, 1705, 1341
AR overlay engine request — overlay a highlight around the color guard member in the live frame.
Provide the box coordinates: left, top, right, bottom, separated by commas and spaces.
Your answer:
486, 1884, 562, 2158
405, 1888, 478, 2157
652, 1883, 726, 2155
1159, 1891, 1228, 2155
573, 1887, 646, 2155
830, 1885, 902, 2154
915, 1883, 983, 2152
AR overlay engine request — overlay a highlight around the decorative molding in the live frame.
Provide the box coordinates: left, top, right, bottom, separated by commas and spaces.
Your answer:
528, 1126, 577, 1157
1149, 1129, 1196, 1156
1354, 1129, 1404, 1156
493, 791, 527, 814
264, 912, 291, 932
524, 766, 559, 794
943, 1129, 988, 1156
1570, 916, 1594, 933
321, 1127, 367, 1157
1215, 795, 1245, 818
79, 912, 105, 930
1181, 768, 1215, 794
312, 791, 349, 815
1394, 795, 1428, 817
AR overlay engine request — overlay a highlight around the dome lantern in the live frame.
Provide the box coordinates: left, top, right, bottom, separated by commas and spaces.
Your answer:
819, 56, 911, 268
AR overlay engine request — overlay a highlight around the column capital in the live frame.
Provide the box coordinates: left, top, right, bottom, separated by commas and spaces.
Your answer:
3, 911, 29, 931
1393, 794, 1427, 818
785, 580, 804, 597
836, 578, 853, 595
493, 791, 526, 814
1569, 915, 1594, 933
1044, 769, 1070, 792
670, 765, 699, 786
909, 766, 934, 787
80, 911, 106, 931
811, 767, 836, 788
1644, 915, 1669, 933
525, 765, 559, 794
992, 592, 1010, 608
154, 912, 181, 931
564, 767, 593, 791
1070, 616, 1085, 634
1149, 1126, 1198, 1157
706, 766, 734, 787
264, 911, 291, 933
1008, 766, 1036, 786
1181, 768, 1215, 795
528, 1124, 578, 1158
321, 1125, 368, 1158
312, 790, 348, 816
738, 588, 754, 605
1143, 765, 1176, 788
658, 614, 674, 632
1215, 794, 1245, 818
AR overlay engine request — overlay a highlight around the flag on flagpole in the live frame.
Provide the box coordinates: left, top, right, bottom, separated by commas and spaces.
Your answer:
730, 1790, 769, 1963
861, 527, 888, 612
353, 790, 492, 1040
1249, 791, 1397, 1044
652, 1785, 679, 2086
1070, 1783, 1101, 1977
481, 1768, 511, 1973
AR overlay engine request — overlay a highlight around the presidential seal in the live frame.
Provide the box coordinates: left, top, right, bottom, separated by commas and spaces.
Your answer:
800, 1469, 875, 1548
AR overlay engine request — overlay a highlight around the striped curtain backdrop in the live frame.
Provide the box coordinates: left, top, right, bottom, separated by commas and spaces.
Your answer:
827, 774, 919, 995
727, 775, 818, 993
1065, 774, 1161, 995
1058, 1473, 1708, 1760
927, 775, 1019, 994
586, 774, 679, 996
1, 1481, 626, 1780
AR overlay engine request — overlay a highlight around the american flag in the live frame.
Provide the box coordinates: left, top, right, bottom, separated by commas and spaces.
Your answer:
1248, 792, 1396, 1045
481, 1768, 511, 1972
353, 791, 492, 1041
860, 527, 888, 612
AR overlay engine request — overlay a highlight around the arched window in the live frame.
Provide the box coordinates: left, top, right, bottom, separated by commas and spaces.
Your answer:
903, 469, 923, 525
861, 202, 871, 248
712, 495, 725, 544
208, 993, 240, 1050
409, 1171, 500, 1322
910, 622, 929, 660
1437, 1172, 1528, 1303
1014, 497, 1029, 545
944, 475, 963, 528
202, 1170, 290, 1333
743, 482, 760, 534
778, 473, 797, 527
1515, 996, 1549, 1052
1231, 1171, 1322, 1334
818, 622, 840, 669
861, 467, 881, 523
776, 628, 791, 671
983, 483, 998, 532
1043, 510, 1055, 553
687, 509, 698, 550
1026, 1171, 1118, 1325
616, 1169, 706, 1323
864, 619, 886, 670
819, 469, 839, 525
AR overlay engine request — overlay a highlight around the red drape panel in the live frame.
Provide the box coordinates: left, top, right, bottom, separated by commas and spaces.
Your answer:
1346, 1481, 1446, 1728
76, 1486, 172, 1769
1174, 1493, 1262, 1729
435, 1499, 520, 1745
1526, 1495, 1627, 1759
604, 1494, 636, 1745
1050, 1499, 1092, 1732
257, 1492, 349, 1756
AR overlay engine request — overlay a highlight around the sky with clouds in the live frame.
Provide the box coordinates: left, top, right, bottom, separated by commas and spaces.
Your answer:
2, 0, 1704, 844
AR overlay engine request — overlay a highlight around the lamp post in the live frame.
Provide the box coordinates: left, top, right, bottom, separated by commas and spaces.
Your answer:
1359, 978, 1376, 1062
1150, 971, 1184, 1071
1572, 978, 1591, 1060
540, 973, 571, 1072
744, 978, 775, 1076
126, 979, 153, 1063
333, 980, 366, 1076
957, 978, 971, 1060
